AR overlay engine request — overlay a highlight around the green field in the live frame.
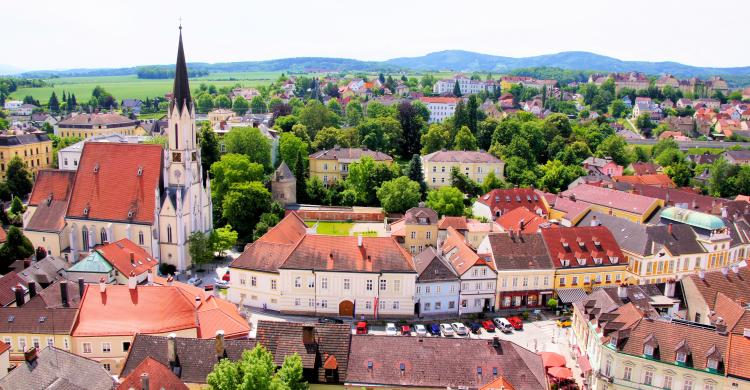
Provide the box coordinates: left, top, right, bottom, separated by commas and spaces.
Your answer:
306, 221, 378, 237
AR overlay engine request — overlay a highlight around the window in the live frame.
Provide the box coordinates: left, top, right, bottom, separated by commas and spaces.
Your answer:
512, 277, 518, 287
294, 277, 301, 288
461, 299, 468, 308
239, 275, 246, 285
481, 268, 487, 276
379, 300, 386, 310
584, 275, 590, 284
321, 277, 328, 289
366, 280, 373, 291
435, 302, 441, 310
605, 274, 612, 283
82, 226, 89, 251
559, 276, 566, 286
63, 338, 69, 350
380, 279, 387, 291
623, 366, 632, 381
308, 279, 314, 288
393, 301, 400, 310
676, 352, 687, 363
31, 338, 39, 349
138, 231, 144, 245
308, 299, 315, 307
167, 224, 173, 243
502, 278, 507, 287
294, 298, 301, 306
18, 338, 26, 352
449, 301, 455, 309
663, 375, 673, 389
394, 280, 400, 292
424, 302, 431, 311
410, 231, 416, 239
426, 231, 432, 239
522, 277, 528, 287
102, 342, 111, 353
251, 276, 257, 286
416, 285, 421, 294
365, 301, 372, 309
320, 299, 328, 308
707, 358, 718, 370
103, 363, 111, 372
343, 278, 351, 290
473, 269, 479, 277
603, 358, 612, 377
533, 276, 539, 286
122, 342, 130, 352
643, 370, 653, 386
703, 382, 715, 390
644, 344, 654, 356
572, 276, 579, 285
410, 245, 416, 253
271, 280, 277, 290
683, 379, 693, 390
47, 338, 54, 348
425, 286, 431, 294
83, 342, 92, 354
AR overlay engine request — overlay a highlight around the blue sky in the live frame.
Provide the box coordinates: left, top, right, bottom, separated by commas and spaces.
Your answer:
5, 0, 749, 71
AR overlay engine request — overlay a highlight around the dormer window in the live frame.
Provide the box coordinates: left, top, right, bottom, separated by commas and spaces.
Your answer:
577, 258, 586, 266
137, 166, 143, 176
676, 352, 687, 363
577, 239, 585, 248
93, 163, 99, 173
644, 344, 654, 356
610, 256, 619, 264
707, 358, 718, 370
609, 337, 617, 347
561, 259, 570, 267
418, 217, 427, 224
561, 240, 569, 248
83, 206, 89, 216
593, 257, 602, 265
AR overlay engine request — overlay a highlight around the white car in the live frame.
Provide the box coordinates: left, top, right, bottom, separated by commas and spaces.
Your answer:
187, 276, 202, 286
214, 279, 230, 289
440, 323, 454, 336
494, 317, 513, 333
414, 324, 427, 336
385, 323, 398, 336
451, 322, 469, 336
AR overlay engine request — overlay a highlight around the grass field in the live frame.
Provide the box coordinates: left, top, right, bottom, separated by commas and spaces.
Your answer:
306, 221, 379, 237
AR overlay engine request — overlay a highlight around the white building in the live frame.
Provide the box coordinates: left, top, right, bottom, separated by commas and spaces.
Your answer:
419, 97, 460, 123
57, 134, 149, 171
432, 76, 496, 95
413, 247, 460, 316
3, 101, 22, 111
441, 227, 497, 314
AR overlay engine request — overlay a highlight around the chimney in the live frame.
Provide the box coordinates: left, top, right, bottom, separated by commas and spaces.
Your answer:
664, 279, 676, 298
14, 284, 25, 306
28, 282, 36, 299
99, 277, 107, 293
60, 280, 69, 307
147, 269, 154, 285
668, 223, 673, 236
215, 330, 225, 360
357, 235, 363, 247
195, 296, 201, 304
167, 333, 177, 367
167, 275, 174, 286
24, 347, 37, 363
130, 252, 135, 266
302, 325, 316, 345
617, 284, 628, 299
715, 317, 728, 335
78, 278, 85, 299
128, 271, 137, 290
721, 207, 728, 218
140, 373, 150, 390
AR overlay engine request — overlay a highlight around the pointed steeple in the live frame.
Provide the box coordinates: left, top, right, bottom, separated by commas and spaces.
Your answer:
171, 26, 192, 114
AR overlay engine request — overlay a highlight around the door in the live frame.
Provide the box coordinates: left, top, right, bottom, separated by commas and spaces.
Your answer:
339, 300, 354, 317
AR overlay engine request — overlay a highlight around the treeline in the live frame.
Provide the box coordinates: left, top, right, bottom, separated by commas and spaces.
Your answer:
509, 67, 594, 85
136, 66, 209, 79
0, 77, 48, 105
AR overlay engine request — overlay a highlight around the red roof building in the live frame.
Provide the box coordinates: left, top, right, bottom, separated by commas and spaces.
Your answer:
612, 174, 676, 188
116, 357, 188, 390
474, 188, 550, 220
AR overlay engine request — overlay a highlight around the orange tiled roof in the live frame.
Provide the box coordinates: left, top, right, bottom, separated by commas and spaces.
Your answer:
477, 188, 549, 217
230, 212, 308, 272
28, 170, 76, 206
541, 226, 625, 269
280, 235, 415, 273
438, 216, 469, 230
441, 227, 495, 275
496, 207, 554, 233
613, 174, 675, 188
96, 238, 158, 277
66, 143, 163, 224
116, 357, 188, 390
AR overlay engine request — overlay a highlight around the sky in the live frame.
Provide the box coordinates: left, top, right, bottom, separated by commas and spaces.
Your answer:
4, 0, 750, 71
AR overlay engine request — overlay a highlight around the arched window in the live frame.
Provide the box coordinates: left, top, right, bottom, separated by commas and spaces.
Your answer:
100, 228, 108, 244
138, 231, 144, 246
82, 227, 89, 251
174, 124, 179, 148
167, 225, 173, 243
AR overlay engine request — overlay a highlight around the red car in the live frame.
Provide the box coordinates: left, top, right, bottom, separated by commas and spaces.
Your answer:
481, 319, 496, 332
507, 316, 523, 330
401, 325, 411, 335
356, 321, 368, 334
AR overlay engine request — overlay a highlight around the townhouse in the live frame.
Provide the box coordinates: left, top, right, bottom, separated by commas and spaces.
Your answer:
0, 132, 53, 179
419, 96, 459, 123
389, 206, 439, 254
308, 147, 393, 184
422, 150, 504, 189
472, 187, 550, 221
681, 266, 750, 325
441, 227, 497, 313
478, 231, 556, 310
413, 247, 461, 316
437, 215, 503, 249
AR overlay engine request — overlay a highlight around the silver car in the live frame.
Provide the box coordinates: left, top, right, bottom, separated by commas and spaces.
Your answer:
451, 322, 469, 336
440, 323, 454, 336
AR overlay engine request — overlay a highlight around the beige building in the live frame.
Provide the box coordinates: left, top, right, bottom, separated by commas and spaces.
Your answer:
207, 108, 236, 125
271, 161, 296, 206
57, 113, 138, 139
308, 147, 393, 185
422, 150, 504, 189
0, 133, 53, 179
23, 170, 75, 258
389, 206, 439, 254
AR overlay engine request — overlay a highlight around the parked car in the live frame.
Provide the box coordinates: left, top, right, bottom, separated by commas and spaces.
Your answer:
440, 323, 454, 336
429, 323, 441, 336
481, 319, 496, 332
414, 324, 427, 336
494, 317, 513, 333
214, 279, 229, 289
355, 321, 368, 334
187, 276, 202, 286
507, 316, 524, 330
203, 284, 214, 291
319, 317, 344, 324
469, 322, 482, 334
451, 322, 469, 336
556, 317, 572, 328
385, 323, 399, 336
401, 325, 411, 336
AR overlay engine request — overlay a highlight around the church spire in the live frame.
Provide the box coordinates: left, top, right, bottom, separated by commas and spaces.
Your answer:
171, 26, 192, 114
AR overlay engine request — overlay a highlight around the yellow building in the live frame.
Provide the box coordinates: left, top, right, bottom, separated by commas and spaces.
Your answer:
0, 133, 53, 179
390, 206, 439, 254
308, 147, 393, 185
0, 306, 76, 363
421, 150, 504, 189
561, 184, 663, 224
207, 108, 236, 125
57, 113, 138, 139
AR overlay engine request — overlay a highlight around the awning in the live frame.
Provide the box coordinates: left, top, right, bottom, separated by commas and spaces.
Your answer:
556, 288, 589, 303
577, 355, 592, 374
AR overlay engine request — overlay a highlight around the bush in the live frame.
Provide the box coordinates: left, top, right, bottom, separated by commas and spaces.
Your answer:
159, 263, 177, 276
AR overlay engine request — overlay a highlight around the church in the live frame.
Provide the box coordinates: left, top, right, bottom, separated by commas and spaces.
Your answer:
23, 29, 212, 272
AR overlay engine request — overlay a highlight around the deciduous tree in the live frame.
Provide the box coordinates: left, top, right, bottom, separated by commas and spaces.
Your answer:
426, 186, 465, 216
377, 176, 421, 214
224, 127, 272, 170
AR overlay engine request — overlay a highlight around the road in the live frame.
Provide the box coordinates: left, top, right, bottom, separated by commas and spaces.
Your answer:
626, 138, 750, 150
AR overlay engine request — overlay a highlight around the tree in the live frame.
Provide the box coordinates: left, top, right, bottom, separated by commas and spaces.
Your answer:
665, 162, 694, 187
210, 154, 265, 207
213, 95, 231, 109
450, 167, 482, 197
346, 156, 399, 205
312, 127, 350, 150
453, 126, 478, 151
556, 141, 591, 165
199, 123, 221, 177
635, 113, 654, 130
305, 176, 330, 205
6, 156, 32, 197
197, 93, 214, 114
188, 231, 213, 268
9, 196, 23, 215
397, 101, 424, 159
222, 182, 272, 241
609, 99, 628, 118
377, 177, 421, 214
211, 224, 238, 257
279, 133, 308, 171
467, 95, 479, 134
0, 226, 34, 271
481, 171, 507, 193
708, 157, 734, 197
596, 135, 631, 166
406, 154, 427, 196
48, 91, 60, 113
250, 96, 267, 114
206, 344, 285, 390
426, 186, 465, 216
357, 117, 401, 155
299, 100, 337, 138
345, 101, 363, 127
453, 80, 462, 97
224, 127, 272, 170
420, 124, 450, 154
295, 149, 308, 204
232, 96, 250, 116
276, 353, 308, 390
536, 160, 586, 193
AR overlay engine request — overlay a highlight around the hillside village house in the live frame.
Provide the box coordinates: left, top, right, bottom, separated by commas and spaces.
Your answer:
478, 231, 556, 309
0, 133, 53, 179
441, 227, 497, 313
229, 213, 417, 318
57, 113, 139, 138
23, 31, 213, 271
308, 147, 393, 185
419, 96, 459, 123
422, 150, 504, 189
473, 187, 550, 220
412, 247, 460, 316
389, 206, 439, 254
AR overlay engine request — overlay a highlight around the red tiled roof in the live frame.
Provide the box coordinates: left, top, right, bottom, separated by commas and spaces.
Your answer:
96, 238, 158, 277
684, 267, 750, 311
230, 212, 308, 272
438, 216, 469, 230
116, 357, 188, 390
629, 162, 659, 176
477, 188, 548, 217
561, 184, 660, 216
66, 143, 163, 224
28, 170, 76, 206
0, 272, 28, 306
0, 341, 8, 355
441, 227, 495, 275
613, 174, 676, 188
280, 235, 415, 273
496, 207, 554, 233
540, 226, 625, 269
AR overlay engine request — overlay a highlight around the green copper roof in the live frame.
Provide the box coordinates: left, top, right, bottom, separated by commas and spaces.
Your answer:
660, 206, 725, 231
67, 251, 113, 273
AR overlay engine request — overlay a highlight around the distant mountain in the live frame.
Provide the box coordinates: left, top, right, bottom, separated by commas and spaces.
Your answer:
385, 50, 750, 78
15, 50, 750, 81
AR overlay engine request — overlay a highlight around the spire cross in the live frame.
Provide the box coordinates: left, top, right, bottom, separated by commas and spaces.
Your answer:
179, 17, 182, 30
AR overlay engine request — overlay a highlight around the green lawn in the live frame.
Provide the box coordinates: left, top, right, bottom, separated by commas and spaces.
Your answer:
686, 147, 724, 155
308, 222, 354, 236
